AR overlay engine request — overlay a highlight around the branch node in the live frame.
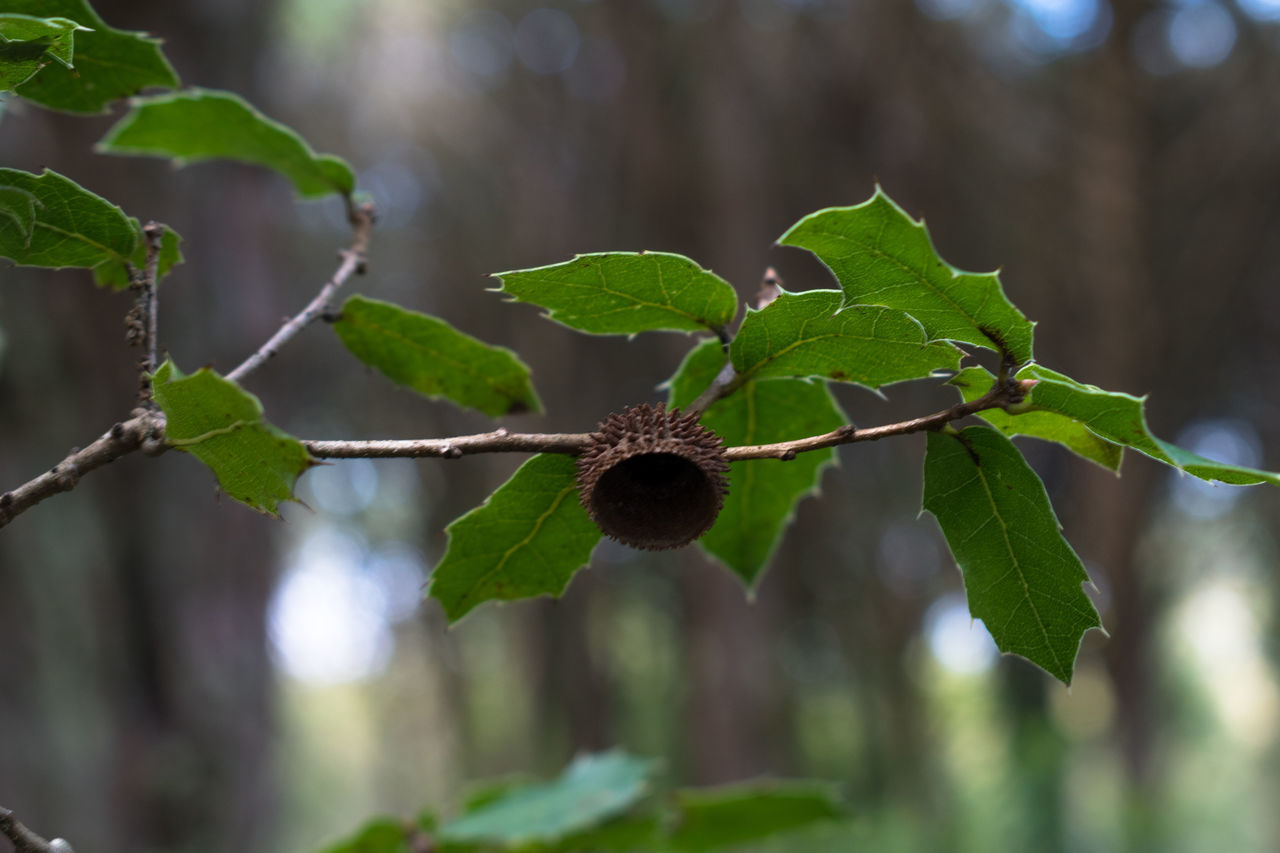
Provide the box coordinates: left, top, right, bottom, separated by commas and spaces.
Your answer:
0, 492, 12, 508
441, 445, 463, 459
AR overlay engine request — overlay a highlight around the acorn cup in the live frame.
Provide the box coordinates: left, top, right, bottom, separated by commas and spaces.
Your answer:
576, 403, 730, 550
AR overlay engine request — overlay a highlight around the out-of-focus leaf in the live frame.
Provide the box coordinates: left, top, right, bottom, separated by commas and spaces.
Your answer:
333, 295, 540, 417
316, 817, 412, 853
668, 339, 845, 585
0, 14, 84, 90
948, 366, 1122, 473
923, 425, 1102, 684
438, 751, 654, 845
731, 288, 960, 390
1022, 365, 1280, 486
91, 219, 184, 289
98, 88, 356, 199
494, 252, 738, 335
778, 187, 1034, 364
0, 168, 138, 284
7, 0, 178, 114
152, 360, 316, 515
428, 454, 602, 622
666, 781, 847, 852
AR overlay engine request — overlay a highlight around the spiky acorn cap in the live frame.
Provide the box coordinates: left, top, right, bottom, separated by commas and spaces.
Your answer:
576, 403, 730, 550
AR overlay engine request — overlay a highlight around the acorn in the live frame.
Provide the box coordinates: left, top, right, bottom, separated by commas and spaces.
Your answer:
577, 403, 730, 550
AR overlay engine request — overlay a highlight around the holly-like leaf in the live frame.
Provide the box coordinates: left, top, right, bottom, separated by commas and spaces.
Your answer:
7, 0, 178, 114
0, 14, 84, 90
98, 88, 356, 199
923, 425, 1101, 683
778, 187, 1034, 364
494, 252, 739, 336
438, 751, 654, 846
665, 781, 846, 852
668, 339, 845, 586
1022, 365, 1280, 486
428, 454, 602, 622
0, 168, 138, 281
91, 219, 184, 289
730, 288, 960, 390
948, 366, 1122, 473
333, 295, 540, 417
152, 360, 316, 515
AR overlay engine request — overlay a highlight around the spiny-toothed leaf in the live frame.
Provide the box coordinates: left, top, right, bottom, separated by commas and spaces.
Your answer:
8, 0, 178, 114
731, 288, 960, 390
0, 14, 84, 90
91, 219, 184, 289
778, 187, 1034, 364
428, 454, 602, 622
98, 88, 356, 199
333, 295, 540, 417
666, 781, 847, 852
948, 366, 1122, 473
0, 168, 137, 282
923, 426, 1101, 684
152, 360, 316, 516
669, 339, 845, 586
494, 252, 738, 336
438, 751, 654, 845
1022, 365, 1280, 486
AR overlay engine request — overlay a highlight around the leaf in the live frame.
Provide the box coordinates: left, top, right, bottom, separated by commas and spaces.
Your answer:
7, 0, 178, 114
1022, 365, 1280, 486
948, 366, 1122, 473
665, 781, 847, 852
91, 219, 184, 289
98, 88, 356, 199
333, 295, 540, 417
438, 751, 654, 845
668, 339, 846, 586
778, 187, 1034, 364
152, 360, 316, 515
0, 168, 138, 281
0, 14, 84, 90
428, 454, 602, 622
922, 425, 1102, 683
494, 252, 739, 336
316, 818, 412, 853
730, 288, 961, 390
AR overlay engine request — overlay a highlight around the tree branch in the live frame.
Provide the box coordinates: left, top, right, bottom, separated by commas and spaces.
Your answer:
0, 805, 75, 853
224, 201, 376, 384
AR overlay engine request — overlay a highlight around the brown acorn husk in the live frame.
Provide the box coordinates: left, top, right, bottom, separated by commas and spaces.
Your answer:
577, 403, 730, 550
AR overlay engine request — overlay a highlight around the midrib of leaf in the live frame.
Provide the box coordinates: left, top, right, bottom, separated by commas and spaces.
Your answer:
167, 420, 255, 445
349, 313, 523, 396
572, 261, 707, 327
808, 223, 986, 346
970, 459, 1065, 677
34, 219, 127, 260
457, 480, 578, 613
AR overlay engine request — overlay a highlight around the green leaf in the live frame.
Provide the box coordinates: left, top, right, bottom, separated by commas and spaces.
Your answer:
316, 817, 412, 853
0, 15, 84, 90
1022, 365, 1280, 486
91, 219, 184, 289
0, 168, 138, 281
730, 288, 960, 390
428, 454, 602, 622
666, 781, 847, 852
98, 88, 356, 199
333, 295, 540, 417
668, 340, 846, 586
152, 360, 316, 515
948, 366, 1122, 473
922, 425, 1102, 683
778, 187, 1034, 364
7, 0, 178, 114
494, 252, 739, 336
439, 751, 654, 845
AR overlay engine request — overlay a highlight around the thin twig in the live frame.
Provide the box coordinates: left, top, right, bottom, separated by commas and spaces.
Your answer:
224, 201, 376, 385
0, 413, 165, 530
142, 221, 164, 375
0, 805, 75, 853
